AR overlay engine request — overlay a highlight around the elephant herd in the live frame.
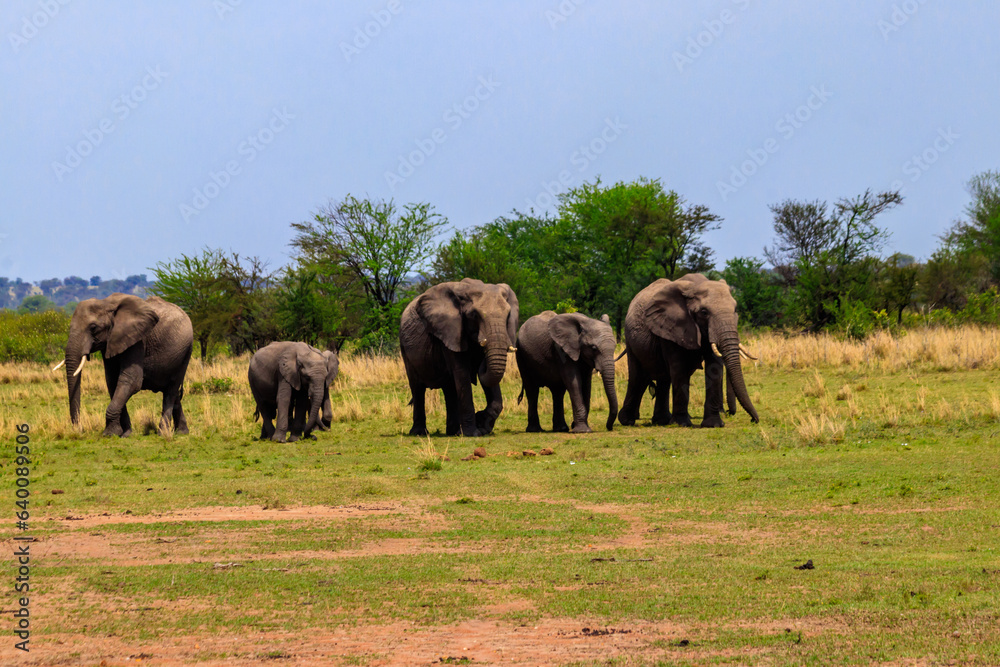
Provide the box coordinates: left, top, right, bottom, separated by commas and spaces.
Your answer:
55, 275, 759, 439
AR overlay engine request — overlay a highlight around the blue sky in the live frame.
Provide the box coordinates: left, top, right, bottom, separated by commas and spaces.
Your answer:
2, 1, 998, 282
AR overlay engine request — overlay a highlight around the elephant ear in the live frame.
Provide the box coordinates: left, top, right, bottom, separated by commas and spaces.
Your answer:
322, 350, 339, 385
416, 285, 465, 353
548, 315, 581, 362
498, 283, 519, 345
106, 296, 159, 358
278, 346, 302, 391
644, 280, 700, 350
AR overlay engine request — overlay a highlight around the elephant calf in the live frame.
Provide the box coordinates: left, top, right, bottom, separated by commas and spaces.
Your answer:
248, 342, 330, 442
516, 311, 619, 433
287, 346, 339, 439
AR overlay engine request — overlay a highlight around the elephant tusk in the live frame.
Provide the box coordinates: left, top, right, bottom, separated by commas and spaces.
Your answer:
739, 344, 758, 361
711, 343, 722, 358
52, 359, 65, 372
508, 346, 517, 353
72, 356, 87, 377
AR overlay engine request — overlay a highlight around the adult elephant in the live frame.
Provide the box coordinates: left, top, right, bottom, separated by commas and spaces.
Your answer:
249, 341, 329, 442
400, 278, 519, 437
618, 274, 759, 428
516, 311, 618, 433
55, 294, 193, 437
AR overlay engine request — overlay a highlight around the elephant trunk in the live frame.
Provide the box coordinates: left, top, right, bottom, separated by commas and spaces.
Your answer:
599, 356, 619, 431
304, 384, 323, 436
64, 332, 91, 425
479, 324, 510, 387
711, 320, 758, 423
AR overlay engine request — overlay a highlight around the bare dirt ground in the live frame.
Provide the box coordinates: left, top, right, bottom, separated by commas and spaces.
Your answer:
0, 503, 906, 665
7, 616, 846, 666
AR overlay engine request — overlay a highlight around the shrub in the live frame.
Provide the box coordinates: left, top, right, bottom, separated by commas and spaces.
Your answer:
0, 310, 70, 362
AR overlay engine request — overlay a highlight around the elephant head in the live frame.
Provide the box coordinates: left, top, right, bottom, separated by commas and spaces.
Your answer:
318, 348, 340, 429
547, 313, 619, 430
643, 274, 759, 422
60, 294, 158, 424
280, 343, 329, 436
416, 278, 519, 386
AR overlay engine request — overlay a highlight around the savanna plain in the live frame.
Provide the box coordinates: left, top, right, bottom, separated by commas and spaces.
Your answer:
2, 327, 999, 666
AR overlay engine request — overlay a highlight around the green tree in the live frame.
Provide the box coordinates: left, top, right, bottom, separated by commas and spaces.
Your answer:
768, 189, 902, 329
275, 268, 345, 348
720, 257, 784, 327
941, 170, 1000, 285
556, 177, 721, 335
880, 253, 920, 324
148, 249, 233, 361
18, 295, 57, 314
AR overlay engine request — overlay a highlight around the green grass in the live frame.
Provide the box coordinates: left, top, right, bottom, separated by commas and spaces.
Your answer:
2, 361, 1000, 664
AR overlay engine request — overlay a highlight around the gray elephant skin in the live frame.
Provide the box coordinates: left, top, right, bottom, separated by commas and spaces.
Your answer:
288, 346, 339, 438
618, 274, 759, 428
59, 293, 193, 437
400, 278, 519, 437
516, 311, 619, 433
248, 341, 329, 442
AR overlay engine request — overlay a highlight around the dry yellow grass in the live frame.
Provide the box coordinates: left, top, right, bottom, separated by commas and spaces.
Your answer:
744, 325, 1000, 371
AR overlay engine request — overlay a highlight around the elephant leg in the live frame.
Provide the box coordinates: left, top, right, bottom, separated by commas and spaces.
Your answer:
563, 368, 592, 433
551, 386, 569, 432
159, 390, 176, 434
271, 381, 292, 442
408, 379, 429, 437
443, 385, 460, 436
288, 393, 306, 442
581, 368, 593, 421
120, 404, 133, 438
259, 405, 276, 440
667, 355, 694, 427
450, 363, 481, 437
524, 384, 542, 433
651, 378, 672, 425
701, 352, 726, 428
475, 381, 503, 434
618, 352, 647, 426
172, 385, 189, 435
104, 357, 143, 438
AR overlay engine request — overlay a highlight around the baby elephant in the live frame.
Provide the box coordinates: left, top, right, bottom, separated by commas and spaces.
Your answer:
248, 341, 330, 442
288, 346, 340, 438
516, 311, 619, 432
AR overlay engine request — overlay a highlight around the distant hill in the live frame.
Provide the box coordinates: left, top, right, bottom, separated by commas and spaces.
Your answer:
0, 275, 153, 310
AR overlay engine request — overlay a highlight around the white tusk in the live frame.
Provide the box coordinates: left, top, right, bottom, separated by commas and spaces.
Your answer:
711, 343, 721, 358
739, 344, 758, 361
508, 346, 517, 353
52, 359, 65, 372
72, 356, 87, 377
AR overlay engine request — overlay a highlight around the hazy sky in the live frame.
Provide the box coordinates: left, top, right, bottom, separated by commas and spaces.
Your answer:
2, 1, 998, 282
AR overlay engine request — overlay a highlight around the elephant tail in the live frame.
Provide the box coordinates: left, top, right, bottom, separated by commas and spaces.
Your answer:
517, 386, 524, 405
615, 347, 628, 362
253, 406, 260, 422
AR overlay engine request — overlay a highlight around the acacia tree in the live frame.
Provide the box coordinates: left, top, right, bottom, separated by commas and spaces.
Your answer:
768, 189, 903, 329
290, 195, 446, 351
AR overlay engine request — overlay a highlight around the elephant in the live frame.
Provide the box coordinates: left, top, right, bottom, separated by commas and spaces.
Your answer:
248, 341, 330, 442
515, 311, 619, 433
55, 293, 193, 437
400, 278, 519, 437
287, 346, 340, 438
618, 274, 759, 428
